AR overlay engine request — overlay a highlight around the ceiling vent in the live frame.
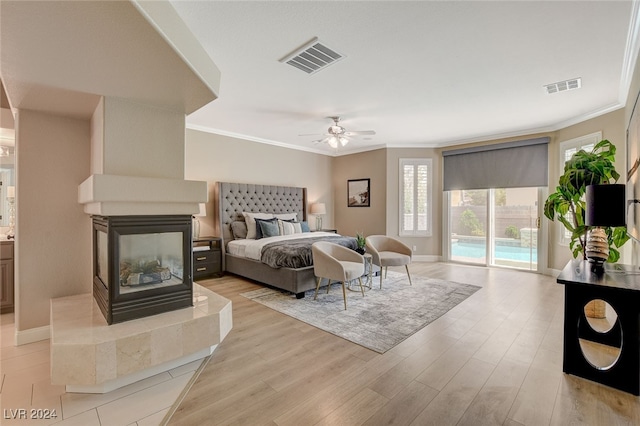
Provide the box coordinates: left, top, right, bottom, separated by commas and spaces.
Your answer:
544, 78, 582, 94
280, 37, 344, 75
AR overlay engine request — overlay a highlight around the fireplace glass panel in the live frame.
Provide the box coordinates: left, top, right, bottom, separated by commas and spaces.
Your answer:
118, 231, 184, 295
92, 215, 193, 325
97, 230, 109, 289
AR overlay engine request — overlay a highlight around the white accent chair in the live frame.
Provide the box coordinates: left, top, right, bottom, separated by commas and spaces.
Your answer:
365, 235, 412, 288
311, 241, 366, 310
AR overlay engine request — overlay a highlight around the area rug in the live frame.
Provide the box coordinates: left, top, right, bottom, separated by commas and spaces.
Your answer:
240, 271, 481, 353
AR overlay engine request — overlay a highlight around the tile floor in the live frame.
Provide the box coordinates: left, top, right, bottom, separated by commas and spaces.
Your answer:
0, 312, 205, 425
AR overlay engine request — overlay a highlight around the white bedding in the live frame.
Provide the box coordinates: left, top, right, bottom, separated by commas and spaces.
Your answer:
227, 232, 338, 261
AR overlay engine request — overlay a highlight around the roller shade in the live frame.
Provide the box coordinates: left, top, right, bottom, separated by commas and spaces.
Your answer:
443, 137, 549, 191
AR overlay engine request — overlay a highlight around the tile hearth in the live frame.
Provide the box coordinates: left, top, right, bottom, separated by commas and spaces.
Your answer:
0, 310, 204, 425
50, 284, 232, 393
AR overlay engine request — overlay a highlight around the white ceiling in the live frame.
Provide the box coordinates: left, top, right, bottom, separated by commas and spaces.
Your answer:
170, 0, 640, 156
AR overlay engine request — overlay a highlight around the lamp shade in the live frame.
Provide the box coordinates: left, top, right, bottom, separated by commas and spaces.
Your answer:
310, 203, 326, 215
585, 184, 626, 227
195, 203, 207, 217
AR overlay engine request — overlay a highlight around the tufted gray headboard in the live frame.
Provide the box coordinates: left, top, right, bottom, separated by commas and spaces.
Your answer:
214, 182, 307, 248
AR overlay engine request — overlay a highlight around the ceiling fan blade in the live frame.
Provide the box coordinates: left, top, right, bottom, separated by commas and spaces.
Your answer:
312, 136, 331, 145
344, 130, 376, 136
305, 117, 375, 148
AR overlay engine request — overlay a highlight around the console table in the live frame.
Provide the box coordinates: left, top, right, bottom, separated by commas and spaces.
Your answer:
556, 259, 640, 395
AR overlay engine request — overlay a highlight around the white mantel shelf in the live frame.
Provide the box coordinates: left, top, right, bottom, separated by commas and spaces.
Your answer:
50, 284, 232, 394
78, 174, 207, 216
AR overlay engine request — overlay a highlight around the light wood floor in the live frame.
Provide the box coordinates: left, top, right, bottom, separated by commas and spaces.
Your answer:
168, 263, 640, 425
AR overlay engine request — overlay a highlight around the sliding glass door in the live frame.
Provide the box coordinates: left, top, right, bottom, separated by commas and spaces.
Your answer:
448, 187, 540, 271
491, 187, 538, 271
450, 189, 488, 265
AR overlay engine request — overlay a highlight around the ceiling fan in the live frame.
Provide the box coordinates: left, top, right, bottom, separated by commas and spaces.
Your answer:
301, 116, 376, 149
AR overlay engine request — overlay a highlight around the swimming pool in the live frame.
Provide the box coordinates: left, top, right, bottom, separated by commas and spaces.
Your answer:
451, 240, 537, 262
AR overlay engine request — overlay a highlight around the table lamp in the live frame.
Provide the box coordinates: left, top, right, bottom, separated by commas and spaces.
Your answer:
585, 184, 626, 272
310, 203, 326, 231
193, 203, 206, 239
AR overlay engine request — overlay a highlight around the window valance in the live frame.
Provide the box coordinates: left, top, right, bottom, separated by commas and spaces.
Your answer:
442, 137, 549, 191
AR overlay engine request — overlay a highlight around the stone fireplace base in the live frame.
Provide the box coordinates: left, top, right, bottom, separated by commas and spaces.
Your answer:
50, 284, 232, 393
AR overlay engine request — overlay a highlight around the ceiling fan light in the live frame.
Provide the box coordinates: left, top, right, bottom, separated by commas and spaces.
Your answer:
339, 137, 349, 146
329, 125, 344, 134
328, 136, 338, 148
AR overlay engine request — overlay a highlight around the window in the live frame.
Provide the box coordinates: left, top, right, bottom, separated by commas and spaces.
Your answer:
558, 132, 602, 244
400, 158, 432, 236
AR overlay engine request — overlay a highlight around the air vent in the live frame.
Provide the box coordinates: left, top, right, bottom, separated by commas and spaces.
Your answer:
280, 37, 344, 75
545, 78, 582, 94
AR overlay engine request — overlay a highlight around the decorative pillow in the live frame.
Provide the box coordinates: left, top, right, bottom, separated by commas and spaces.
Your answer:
292, 222, 303, 234
300, 221, 310, 232
273, 212, 297, 221
230, 221, 248, 239
242, 212, 274, 239
278, 219, 303, 235
255, 217, 278, 239
277, 219, 295, 235
259, 219, 280, 238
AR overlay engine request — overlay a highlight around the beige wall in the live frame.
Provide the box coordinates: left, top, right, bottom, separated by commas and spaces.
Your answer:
232, 116, 627, 265
101, 97, 186, 179
625, 49, 640, 130
386, 148, 441, 256
332, 149, 387, 237
184, 120, 637, 274
15, 110, 92, 332
184, 129, 334, 236
623, 47, 640, 267
548, 109, 625, 270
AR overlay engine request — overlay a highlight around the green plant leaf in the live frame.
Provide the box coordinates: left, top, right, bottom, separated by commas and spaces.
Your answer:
608, 247, 620, 263
544, 139, 627, 261
611, 226, 630, 248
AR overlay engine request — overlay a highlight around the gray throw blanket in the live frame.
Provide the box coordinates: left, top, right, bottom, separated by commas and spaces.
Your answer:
260, 235, 357, 269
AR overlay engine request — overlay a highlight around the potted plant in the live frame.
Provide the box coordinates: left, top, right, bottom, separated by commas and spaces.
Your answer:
355, 232, 366, 254
544, 139, 629, 262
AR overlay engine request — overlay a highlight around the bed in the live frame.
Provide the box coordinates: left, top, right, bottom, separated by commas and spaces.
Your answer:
214, 182, 356, 298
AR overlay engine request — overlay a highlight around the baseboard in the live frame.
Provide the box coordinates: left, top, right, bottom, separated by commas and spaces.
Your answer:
412, 255, 441, 262
547, 268, 562, 277
411, 257, 560, 277
15, 325, 50, 346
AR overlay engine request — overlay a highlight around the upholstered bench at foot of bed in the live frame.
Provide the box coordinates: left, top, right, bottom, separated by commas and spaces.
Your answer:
225, 253, 317, 298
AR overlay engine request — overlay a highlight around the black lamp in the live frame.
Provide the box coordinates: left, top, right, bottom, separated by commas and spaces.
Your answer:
585, 184, 626, 272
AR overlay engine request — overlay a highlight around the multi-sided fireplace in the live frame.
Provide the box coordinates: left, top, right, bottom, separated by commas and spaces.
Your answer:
92, 215, 193, 325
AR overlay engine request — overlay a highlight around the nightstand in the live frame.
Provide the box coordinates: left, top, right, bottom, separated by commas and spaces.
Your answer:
193, 236, 222, 279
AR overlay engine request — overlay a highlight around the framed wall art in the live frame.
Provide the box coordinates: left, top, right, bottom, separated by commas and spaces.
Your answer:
348, 178, 370, 207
